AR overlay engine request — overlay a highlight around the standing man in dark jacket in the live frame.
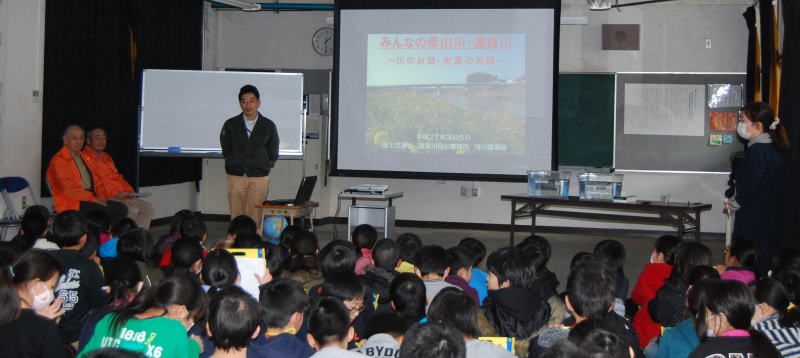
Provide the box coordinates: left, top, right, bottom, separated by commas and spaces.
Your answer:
220, 85, 280, 228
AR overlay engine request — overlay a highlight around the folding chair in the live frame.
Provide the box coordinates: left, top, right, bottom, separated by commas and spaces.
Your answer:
0, 177, 39, 241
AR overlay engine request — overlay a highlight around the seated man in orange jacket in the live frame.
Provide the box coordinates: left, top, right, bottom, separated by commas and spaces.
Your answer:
81, 127, 154, 229
46, 125, 128, 224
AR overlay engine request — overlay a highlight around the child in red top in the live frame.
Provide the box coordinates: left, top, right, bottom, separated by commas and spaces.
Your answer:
352, 224, 378, 275
631, 235, 681, 348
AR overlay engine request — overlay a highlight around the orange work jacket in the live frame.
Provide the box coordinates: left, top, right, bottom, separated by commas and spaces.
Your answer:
80, 147, 133, 199
46, 146, 96, 213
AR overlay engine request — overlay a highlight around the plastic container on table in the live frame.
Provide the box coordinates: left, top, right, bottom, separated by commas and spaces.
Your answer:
578, 172, 623, 200
527, 170, 571, 198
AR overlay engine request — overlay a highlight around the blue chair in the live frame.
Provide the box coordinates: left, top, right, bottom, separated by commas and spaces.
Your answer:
0, 177, 39, 241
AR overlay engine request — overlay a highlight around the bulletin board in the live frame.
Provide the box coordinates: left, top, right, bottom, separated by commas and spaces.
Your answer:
614, 72, 746, 172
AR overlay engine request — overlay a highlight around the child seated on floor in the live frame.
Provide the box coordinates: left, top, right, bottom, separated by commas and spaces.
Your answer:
50, 211, 106, 346
362, 239, 400, 313
395, 233, 422, 274
251, 278, 315, 358
413, 245, 460, 310
717, 239, 758, 284
352, 224, 378, 275
630, 234, 680, 348
458, 237, 489, 304
482, 247, 550, 353
154, 209, 192, 264
353, 311, 407, 358
280, 230, 322, 291
11, 209, 53, 251
213, 215, 257, 249
307, 298, 367, 357
390, 273, 427, 326
159, 214, 208, 267
206, 286, 262, 358
444, 246, 479, 304
593, 239, 629, 318
517, 235, 559, 300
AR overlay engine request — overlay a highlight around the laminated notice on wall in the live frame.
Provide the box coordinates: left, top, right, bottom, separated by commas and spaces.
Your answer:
708, 84, 743, 109
624, 83, 705, 136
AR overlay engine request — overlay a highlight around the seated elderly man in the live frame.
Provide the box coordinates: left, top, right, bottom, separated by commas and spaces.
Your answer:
46, 125, 128, 224
81, 127, 154, 229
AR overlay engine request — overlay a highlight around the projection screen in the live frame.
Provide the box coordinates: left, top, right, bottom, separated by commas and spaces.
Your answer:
332, 0, 560, 180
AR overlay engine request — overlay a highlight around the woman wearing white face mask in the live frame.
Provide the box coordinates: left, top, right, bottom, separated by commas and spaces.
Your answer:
0, 249, 71, 357
724, 102, 790, 276
689, 279, 781, 358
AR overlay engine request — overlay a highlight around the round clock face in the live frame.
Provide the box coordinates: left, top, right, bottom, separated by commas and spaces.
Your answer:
312, 27, 334, 56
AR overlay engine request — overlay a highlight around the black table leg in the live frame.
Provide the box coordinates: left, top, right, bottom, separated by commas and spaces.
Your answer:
695, 209, 702, 240
509, 200, 516, 247
530, 210, 537, 238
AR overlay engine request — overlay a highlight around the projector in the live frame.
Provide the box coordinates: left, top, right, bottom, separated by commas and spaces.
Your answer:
347, 184, 389, 194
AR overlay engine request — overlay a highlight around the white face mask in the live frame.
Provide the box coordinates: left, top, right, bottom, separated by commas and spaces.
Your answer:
30, 282, 54, 311
737, 122, 752, 140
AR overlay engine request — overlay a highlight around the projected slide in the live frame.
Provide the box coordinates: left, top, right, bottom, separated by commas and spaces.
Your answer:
366, 34, 526, 155
335, 6, 557, 177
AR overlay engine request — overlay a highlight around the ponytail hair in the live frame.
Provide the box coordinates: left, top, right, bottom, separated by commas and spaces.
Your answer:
728, 239, 759, 275
693, 279, 781, 358
0, 249, 62, 325
201, 249, 239, 294
110, 276, 206, 334
742, 101, 790, 151
771, 249, 800, 327
282, 231, 319, 274
170, 238, 204, 276
104, 257, 143, 306
11, 212, 49, 251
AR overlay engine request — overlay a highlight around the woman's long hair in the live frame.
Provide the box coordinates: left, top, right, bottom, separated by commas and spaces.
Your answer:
742, 101, 790, 151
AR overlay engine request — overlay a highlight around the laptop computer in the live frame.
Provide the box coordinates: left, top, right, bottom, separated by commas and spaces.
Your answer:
265, 176, 317, 206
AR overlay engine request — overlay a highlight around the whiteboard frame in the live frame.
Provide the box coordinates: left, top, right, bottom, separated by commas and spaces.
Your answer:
138, 69, 305, 159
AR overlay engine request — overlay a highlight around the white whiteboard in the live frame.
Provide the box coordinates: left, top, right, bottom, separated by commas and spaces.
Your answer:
139, 70, 304, 157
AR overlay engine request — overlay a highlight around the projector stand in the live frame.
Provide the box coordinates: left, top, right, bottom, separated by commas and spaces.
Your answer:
340, 192, 403, 240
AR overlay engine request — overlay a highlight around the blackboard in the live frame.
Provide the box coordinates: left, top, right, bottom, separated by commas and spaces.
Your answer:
557, 73, 615, 168
615, 73, 746, 172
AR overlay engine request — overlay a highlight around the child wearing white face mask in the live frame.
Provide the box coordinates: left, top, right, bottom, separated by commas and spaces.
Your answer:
688, 279, 781, 358
0, 249, 72, 358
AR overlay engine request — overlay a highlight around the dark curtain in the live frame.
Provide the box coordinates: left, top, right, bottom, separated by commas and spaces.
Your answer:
743, 7, 757, 103
129, 1, 204, 187
759, 0, 775, 104
42, 0, 203, 195
781, 0, 800, 247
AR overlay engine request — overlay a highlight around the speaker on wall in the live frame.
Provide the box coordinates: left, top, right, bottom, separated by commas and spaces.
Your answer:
602, 24, 640, 50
